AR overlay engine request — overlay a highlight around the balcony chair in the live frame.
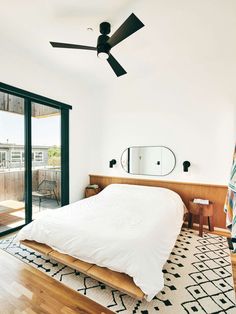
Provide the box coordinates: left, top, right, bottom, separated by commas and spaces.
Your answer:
32, 180, 59, 210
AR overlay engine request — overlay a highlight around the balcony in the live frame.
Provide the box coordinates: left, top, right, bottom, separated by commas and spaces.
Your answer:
0, 168, 61, 233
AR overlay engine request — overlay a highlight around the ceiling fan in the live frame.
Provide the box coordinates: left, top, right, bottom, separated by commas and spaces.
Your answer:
50, 13, 144, 77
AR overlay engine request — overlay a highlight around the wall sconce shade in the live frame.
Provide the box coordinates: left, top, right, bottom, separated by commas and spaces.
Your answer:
109, 159, 117, 168
183, 161, 191, 172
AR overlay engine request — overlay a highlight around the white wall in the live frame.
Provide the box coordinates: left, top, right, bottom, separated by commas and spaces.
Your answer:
90, 0, 236, 185
0, 47, 103, 201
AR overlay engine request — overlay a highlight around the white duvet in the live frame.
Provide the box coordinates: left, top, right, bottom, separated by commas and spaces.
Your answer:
16, 184, 185, 301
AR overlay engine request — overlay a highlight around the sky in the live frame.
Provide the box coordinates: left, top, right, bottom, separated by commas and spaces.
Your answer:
0, 111, 60, 147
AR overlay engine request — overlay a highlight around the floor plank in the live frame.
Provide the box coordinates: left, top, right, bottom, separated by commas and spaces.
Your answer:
0, 249, 113, 314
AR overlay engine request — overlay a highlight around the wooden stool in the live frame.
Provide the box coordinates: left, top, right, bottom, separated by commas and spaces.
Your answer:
188, 201, 214, 237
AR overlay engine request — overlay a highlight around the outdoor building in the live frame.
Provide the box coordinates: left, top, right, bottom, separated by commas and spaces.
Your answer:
0, 143, 49, 170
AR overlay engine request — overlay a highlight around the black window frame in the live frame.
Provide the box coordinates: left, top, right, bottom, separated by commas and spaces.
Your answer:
0, 82, 72, 236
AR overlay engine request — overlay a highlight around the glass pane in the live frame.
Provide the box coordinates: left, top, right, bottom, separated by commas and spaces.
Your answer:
0, 92, 25, 234
31, 103, 61, 219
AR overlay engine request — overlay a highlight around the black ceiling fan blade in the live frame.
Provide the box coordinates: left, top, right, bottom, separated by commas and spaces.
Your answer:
107, 54, 127, 77
107, 13, 144, 48
50, 42, 97, 51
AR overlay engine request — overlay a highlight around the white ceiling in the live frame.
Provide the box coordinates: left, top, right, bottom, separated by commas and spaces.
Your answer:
0, 0, 235, 83
0, 0, 145, 78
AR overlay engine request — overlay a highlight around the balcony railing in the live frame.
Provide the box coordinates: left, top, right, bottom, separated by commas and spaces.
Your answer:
0, 168, 61, 202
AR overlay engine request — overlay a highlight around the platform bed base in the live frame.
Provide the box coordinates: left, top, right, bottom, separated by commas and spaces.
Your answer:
20, 240, 145, 300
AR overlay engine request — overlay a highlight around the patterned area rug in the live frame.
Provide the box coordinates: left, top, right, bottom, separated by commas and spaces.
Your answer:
0, 229, 236, 313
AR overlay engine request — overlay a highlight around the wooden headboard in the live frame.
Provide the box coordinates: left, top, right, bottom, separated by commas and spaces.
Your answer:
89, 174, 228, 230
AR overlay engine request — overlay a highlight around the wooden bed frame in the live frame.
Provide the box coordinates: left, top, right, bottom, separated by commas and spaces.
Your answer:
20, 239, 145, 300
20, 175, 228, 300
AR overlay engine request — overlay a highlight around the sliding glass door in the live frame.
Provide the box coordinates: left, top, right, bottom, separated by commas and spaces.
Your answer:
31, 103, 61, 219
0, 92, 26, 233
0, 83, 71, 237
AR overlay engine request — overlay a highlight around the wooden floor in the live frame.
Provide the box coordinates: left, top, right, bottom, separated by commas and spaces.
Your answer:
0, 229, 235, 314
0, 249, 113, 314
0, 212, 23, 233
231, 251, 236, 289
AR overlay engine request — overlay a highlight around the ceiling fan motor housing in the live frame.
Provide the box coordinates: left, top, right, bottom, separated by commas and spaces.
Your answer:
100, 22, 111, 35
97, 34, 111, 56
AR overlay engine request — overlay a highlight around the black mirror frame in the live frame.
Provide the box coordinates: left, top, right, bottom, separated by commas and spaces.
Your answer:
120, 145, 177, 177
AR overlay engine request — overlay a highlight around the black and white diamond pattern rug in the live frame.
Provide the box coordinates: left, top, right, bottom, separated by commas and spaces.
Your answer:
0, 228, 236, 313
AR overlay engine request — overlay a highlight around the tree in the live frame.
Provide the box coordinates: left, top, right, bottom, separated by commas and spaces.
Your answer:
48, 146, 60, 167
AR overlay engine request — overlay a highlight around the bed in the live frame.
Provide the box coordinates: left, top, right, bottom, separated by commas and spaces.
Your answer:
16, 183, 185, 301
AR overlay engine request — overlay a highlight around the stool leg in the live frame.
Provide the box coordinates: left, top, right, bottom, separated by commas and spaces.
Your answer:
199, 213, 203, 237
188, 213, 193, 228
208, 216, 214, 232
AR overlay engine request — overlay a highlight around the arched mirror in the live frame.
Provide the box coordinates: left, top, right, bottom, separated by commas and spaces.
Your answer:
121, 146, 176, 176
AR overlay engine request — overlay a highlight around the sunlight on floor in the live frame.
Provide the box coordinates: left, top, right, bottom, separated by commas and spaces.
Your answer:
0, 199, 60, 233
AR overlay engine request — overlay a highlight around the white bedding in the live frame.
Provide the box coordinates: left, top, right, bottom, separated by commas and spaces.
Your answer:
16, 184, 185, 301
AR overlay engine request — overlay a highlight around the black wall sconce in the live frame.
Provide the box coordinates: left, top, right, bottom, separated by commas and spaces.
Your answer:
183, 161, 191, 172
109, 159, 117, 168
